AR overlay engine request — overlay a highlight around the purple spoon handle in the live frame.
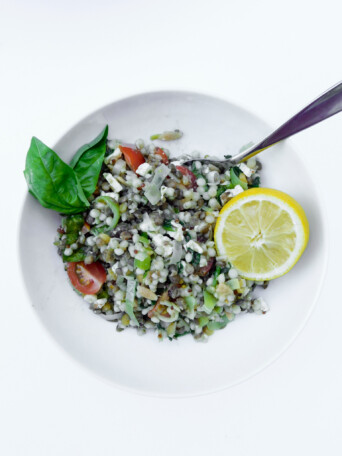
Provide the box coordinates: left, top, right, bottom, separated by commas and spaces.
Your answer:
231, 81, 342, 164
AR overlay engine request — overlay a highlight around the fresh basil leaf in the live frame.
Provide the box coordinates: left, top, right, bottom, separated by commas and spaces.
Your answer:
24, 137, 89, 213
70, 125, 108, 198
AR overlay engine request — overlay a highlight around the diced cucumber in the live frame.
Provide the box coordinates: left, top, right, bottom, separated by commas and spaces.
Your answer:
139, 235, 150, 245
207, 314, 229, 331
203, 290, 217, 314
166, 322, 176, 338
227, 278, 240, 290
134, 254, 151, 271
198, 316, 209, 327
185, 296, 196, 313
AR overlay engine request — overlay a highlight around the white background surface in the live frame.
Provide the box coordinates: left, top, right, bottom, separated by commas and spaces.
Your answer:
1, 0, 342, 454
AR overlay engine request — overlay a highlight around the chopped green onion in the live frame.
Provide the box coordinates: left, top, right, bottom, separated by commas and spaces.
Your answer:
150, 130, 183, 141
125, 278, 139, 326
229, 167, 248, 190
212, 266, 221, 287
90, 196, 120, 234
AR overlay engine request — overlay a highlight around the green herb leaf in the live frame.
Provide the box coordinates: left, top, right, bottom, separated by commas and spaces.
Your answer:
184, 232, 191, 242
62, 214, 84, 233
64, 232, 79, 244
212, 266, 221, 287
24, 137, 89, 214
163, 220, 175, 231
174, 331, 191, 339
191, 250, 201, 266
230, 167, 248, 190
251, 176, 260, 188
63, 248, 87, 262
216, 185, 228, 203
70, 125, 109, 198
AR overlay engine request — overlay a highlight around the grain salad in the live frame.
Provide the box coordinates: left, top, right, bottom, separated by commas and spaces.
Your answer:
54, 132, 269, 341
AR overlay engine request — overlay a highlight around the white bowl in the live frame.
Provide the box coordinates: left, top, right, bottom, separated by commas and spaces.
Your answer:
19, 91, 328, 396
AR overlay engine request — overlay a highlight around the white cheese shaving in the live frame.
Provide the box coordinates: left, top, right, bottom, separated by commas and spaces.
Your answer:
152, 234, 173, 257
168, 220, 184, 242
160, 186, 175, 199
100, 191, 119, 201
222, 185, 244, 199
139, 213, 158, 233
238, 162, 254, 177
185, 240, 204, 254
103, 173, 123, 193
136, 162, 152, 176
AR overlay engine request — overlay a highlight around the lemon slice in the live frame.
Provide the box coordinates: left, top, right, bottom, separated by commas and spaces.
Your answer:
214, 188, 309, 281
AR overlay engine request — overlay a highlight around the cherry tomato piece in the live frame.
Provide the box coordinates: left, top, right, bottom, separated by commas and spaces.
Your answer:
67, 261, 106, 295
119, 145, 145, 172
154, 147, 169, 164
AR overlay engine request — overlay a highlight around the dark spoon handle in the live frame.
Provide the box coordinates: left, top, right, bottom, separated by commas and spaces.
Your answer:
231, 81, 342, 164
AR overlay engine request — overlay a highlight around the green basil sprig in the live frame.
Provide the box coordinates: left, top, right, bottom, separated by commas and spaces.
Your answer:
24, 125, 109, 214
24, 137, 90, 213
70, 125, 108, 198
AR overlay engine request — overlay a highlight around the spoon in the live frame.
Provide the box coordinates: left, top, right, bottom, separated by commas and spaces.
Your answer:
182, 81, 342, 167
